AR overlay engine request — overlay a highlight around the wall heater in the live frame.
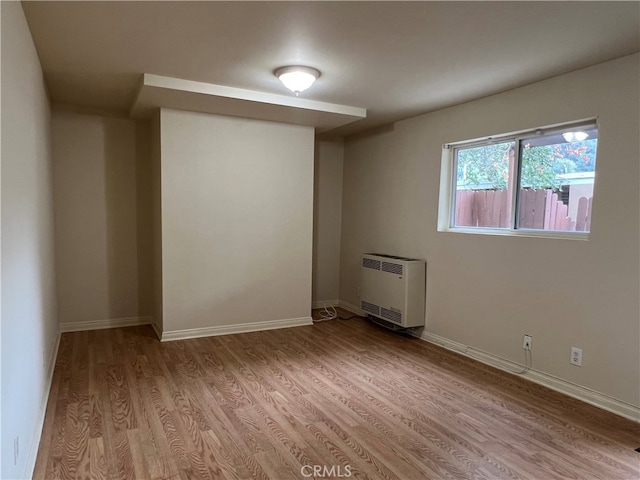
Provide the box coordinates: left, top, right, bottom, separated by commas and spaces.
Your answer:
360, 253, 426, 328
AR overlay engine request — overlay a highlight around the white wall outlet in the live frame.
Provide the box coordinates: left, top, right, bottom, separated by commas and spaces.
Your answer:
570, 347, 583, 366
522, 334, 532, 351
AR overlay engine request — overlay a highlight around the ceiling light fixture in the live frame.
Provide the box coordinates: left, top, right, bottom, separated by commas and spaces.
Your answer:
562, 131, 589, 142
275, 66, 320, 95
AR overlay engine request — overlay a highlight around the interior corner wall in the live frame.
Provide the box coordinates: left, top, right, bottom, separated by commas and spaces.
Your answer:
340, 53, 640, 407
150, 112, 163, 336
52, 110, 150, 329
159, 109, 314, 335
134, 119, 154, 319
312, 140, 344, 306
1, 2, 58, 478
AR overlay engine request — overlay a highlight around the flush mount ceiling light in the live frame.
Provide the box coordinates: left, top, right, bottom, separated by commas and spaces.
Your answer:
275, 66, 320, 95
562, 131, 589, 142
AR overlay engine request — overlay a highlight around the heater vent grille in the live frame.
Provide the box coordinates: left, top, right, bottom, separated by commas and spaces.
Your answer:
361, 301, 380, 316
382, 262, 403, 275
381, 308, 402, 324
362, 258, 381, 270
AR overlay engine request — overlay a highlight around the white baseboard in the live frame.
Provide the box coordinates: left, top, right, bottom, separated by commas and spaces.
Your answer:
312, 299, 340, 309
338, 300, 367, 317
24, 331, 61, 479
60, 315, 152, 333
415, 330, 640, 423
161, 316, 313, 342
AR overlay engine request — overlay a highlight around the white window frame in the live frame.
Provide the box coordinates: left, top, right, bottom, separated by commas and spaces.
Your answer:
437, 119, 598, 241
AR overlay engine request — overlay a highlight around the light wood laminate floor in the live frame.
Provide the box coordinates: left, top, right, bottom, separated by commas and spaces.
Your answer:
34, 317, 639, 479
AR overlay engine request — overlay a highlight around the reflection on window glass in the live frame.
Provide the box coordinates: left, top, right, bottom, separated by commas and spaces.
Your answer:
519, 129, 597, 232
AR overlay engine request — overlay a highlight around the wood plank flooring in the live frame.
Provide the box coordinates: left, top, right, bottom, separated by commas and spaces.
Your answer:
34, 316, 640, 479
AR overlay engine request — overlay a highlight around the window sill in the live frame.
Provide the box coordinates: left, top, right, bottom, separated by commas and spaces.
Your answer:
439, 227, 589, 241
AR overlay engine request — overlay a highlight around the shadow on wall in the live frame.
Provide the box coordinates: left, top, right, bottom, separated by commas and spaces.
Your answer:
312, 142, 320, 300
102, 118, 149, 320
134, 120, 154, 318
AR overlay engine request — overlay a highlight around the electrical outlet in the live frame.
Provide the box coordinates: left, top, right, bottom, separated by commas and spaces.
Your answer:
570, 347, 583, 366
522, 334, 532, 351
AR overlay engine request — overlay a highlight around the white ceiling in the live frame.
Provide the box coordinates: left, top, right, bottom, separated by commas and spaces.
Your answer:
22, 1, 640, 137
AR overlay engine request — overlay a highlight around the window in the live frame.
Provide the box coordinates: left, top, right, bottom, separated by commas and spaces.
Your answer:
440, 121, 598, 237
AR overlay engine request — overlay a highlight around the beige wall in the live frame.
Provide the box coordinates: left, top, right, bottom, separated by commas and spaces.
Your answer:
313, 140, 344, 305
52, 110, 150, 326
150, 112, 163, 334
135, 120, 154, 318
159, 109, 314, 333
340, 54, 639, 406
1, 2, 58, 478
